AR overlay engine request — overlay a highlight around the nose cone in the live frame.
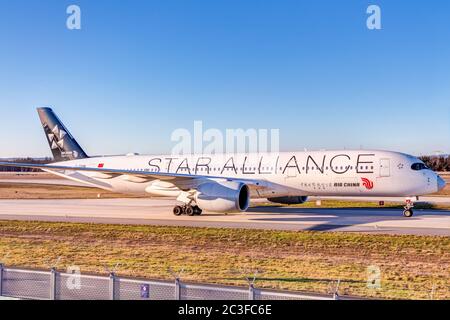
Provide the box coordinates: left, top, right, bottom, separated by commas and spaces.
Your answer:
437, 175, 446, 191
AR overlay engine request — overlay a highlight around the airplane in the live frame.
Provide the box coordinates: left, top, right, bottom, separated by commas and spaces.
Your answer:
0, 108, 445, 218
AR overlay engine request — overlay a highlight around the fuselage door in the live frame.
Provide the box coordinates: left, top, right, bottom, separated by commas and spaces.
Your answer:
379, 158, 390, 177
283, 166, 298, 188
285, 166, 298, 178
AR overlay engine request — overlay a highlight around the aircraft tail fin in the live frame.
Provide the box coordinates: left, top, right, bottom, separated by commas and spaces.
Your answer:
37, 107, 89, 161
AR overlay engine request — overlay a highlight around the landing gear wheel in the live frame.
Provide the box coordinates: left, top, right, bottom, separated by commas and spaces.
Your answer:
173, 206, 183, 216
192, 206, 203, 216
403, 209, 413, 218
185, 206, 195, 216
403, 199, 415, 218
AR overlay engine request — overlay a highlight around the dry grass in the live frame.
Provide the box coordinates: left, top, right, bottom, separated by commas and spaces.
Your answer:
433, 186, 450, 196
0, 183, 145, 199
433, 173, 450, 196
0, 220, 448, 300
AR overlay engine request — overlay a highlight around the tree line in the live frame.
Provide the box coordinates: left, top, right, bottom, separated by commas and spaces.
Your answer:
0, 158, 52, 172
419, 156, 450, 172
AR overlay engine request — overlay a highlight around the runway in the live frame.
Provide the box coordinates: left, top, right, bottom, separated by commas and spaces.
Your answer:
0, 198, 449, 236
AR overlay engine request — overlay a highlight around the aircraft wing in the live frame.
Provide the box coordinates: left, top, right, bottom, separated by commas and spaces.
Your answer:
0, 162, 272, 191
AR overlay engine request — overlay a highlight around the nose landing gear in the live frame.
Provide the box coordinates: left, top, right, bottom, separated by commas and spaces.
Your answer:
403, 199, 414, 217
173, 205, 203, 216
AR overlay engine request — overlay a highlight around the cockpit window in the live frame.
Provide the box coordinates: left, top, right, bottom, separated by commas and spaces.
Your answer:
411, 163, 429, 171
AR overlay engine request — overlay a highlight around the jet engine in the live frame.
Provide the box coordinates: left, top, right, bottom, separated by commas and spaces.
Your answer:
267, 196, 308, 205
195, 181, 250, 213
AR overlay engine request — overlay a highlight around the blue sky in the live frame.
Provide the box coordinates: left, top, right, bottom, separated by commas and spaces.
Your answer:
0, 0, 449, 157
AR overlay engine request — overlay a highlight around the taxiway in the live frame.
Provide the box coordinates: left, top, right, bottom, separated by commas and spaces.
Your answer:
0, 198, 448, 236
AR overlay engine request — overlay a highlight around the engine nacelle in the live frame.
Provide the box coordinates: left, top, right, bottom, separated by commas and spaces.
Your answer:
195, 181, 250, 213
267, 196, 308, 205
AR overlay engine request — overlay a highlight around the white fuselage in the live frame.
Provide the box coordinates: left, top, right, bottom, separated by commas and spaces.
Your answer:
49, 150, 441, 199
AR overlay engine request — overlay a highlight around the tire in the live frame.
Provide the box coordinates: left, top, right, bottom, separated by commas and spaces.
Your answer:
403, 209, 413, 218
173, 206, 183, 216
193, 206, 203, 216
185, 206, 195, 216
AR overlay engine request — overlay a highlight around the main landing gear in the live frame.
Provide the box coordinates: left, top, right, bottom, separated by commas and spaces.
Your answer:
403, 199, 414, 218
173, 205, 203, 216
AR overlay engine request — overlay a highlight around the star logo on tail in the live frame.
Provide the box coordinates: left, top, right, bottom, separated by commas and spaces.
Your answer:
47, 125, 67, 149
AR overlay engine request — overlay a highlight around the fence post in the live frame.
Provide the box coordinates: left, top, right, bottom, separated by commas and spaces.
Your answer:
175, 277, 181, 300
248, 283, 256, 300
109, 272, 116, 300
0, 263, 4, 297
50, 268, 57, 300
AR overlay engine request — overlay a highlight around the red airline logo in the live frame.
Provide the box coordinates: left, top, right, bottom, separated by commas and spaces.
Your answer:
98, 163, 104, 168
361, 177, 374, 190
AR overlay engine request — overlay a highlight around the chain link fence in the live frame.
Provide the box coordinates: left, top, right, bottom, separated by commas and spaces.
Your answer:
0, 264, 336, 300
